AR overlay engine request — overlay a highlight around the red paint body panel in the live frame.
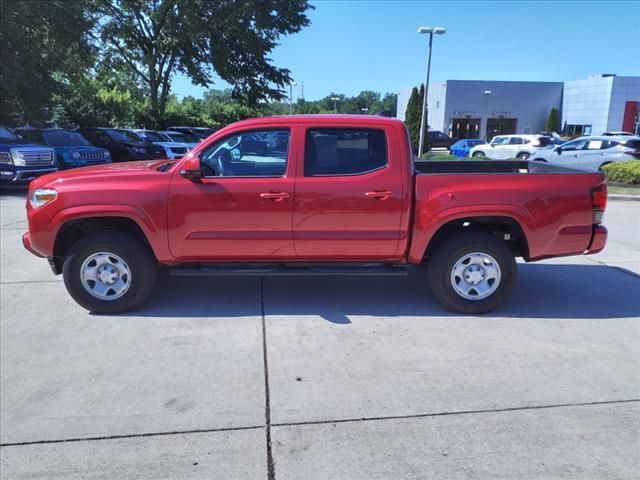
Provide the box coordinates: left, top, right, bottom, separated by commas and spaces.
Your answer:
622, 101, 638, 133
24, 115, 607, 269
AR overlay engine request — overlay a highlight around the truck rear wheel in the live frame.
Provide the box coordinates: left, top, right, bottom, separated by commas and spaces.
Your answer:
427, 232, 517, 314
62, 232, 157, 313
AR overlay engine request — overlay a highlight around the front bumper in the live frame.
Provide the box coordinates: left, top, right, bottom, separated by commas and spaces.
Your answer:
1, 167, 57, 183
585, 225, 607, 255
22, 232, 44, 257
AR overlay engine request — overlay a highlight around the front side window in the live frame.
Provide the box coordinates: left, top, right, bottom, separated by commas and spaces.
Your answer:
305, 128, 387, 176
200, 129, 289, 177
491, 136, 509, 146
561, 139, 588, 151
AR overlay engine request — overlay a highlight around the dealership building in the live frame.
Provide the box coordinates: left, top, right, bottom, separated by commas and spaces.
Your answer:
397, 75, 640, 140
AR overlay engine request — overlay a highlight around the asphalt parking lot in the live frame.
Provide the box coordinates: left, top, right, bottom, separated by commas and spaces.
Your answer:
0, 188, 638, 479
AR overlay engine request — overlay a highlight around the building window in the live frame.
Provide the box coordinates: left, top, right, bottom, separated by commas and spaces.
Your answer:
565, 124, 592, 137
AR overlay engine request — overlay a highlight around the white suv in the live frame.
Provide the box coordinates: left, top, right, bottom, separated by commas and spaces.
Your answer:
469, 135, 551, 160
530, 135, 640, 171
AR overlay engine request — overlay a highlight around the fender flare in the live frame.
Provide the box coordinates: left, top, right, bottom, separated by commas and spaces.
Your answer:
408, 203, 536, 264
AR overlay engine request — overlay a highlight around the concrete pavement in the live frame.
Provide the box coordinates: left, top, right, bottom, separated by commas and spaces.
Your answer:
1, 188, 638, 479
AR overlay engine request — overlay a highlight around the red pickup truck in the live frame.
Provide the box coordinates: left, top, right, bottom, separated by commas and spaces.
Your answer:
23, 115, 608, 314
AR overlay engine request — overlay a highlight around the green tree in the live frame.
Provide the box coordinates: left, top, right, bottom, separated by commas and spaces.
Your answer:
546, 107, 559, 133
50, 104, 74, 129
97, 0, 312, 127
405, 85, 424, 154
0, 0, 95, 124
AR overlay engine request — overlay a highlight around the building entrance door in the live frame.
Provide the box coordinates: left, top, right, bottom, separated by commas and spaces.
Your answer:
451, 118, 480, 139
485, 118, 517, 141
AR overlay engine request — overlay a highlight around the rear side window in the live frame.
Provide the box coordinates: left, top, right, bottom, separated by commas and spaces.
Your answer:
305, 128, 387, 176
509, 137, 524, 145
622, 139, 640, 149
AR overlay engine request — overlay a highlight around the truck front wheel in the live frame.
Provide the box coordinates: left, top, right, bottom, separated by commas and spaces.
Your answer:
62, 232, 157, 313
427, 232, 517, 314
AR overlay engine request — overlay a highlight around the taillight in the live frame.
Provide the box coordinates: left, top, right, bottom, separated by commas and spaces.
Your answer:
591, 183, 607, 224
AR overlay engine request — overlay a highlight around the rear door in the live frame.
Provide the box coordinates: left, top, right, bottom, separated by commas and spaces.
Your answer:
292, 125, 404, 260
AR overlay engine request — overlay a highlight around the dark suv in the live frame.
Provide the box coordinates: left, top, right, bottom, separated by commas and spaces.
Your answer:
427, 130, 457, 150
77, 128, 166, 162
167, 126, 215, 141
15, 128, 111, 170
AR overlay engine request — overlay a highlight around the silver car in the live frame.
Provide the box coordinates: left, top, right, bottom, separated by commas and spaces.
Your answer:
530, 135, 640, 171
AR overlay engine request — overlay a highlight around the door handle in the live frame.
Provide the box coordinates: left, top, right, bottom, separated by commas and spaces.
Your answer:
365, 190, 393, 200
260, 191, 290, 202
574, 154, 581, 157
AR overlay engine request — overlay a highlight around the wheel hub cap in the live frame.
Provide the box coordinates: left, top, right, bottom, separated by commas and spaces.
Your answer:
80, 252, 132, 301
451, 252, 502, 301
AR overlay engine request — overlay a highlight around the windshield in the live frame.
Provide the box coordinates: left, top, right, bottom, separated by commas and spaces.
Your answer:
138, 131, 168, 142
108, 129, 143, 142
0, 126, 18, 140
165, 131, 196, 143
44, 130, 91, 147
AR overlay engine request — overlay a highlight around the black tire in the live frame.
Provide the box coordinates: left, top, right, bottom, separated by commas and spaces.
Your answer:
427, 232, 517, 314
472, 151, 485, 158
62, 232, 157, 313
517, 152, 530, 160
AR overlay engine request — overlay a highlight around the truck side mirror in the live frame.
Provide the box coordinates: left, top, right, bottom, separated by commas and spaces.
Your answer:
180, 156, 202, 180
554, 146, 562, 154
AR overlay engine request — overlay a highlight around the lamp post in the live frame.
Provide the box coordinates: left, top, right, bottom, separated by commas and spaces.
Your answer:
289, 82, 297, 114
417, 26, 446, 158
331, 96, 340, 113
482, 89, 492, 141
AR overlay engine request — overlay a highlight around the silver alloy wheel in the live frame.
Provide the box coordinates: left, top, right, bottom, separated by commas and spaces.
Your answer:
450, 252, 502, 301
80, 252, 132, 301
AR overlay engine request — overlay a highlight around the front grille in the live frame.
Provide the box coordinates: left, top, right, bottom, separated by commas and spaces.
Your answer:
16, 149, 53, 166
79, 151, 107, 162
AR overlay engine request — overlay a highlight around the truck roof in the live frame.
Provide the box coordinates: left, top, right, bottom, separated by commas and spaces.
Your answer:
229, 114, 405, 128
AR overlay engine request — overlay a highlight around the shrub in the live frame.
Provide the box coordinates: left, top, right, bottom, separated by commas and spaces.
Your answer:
602, 160, 640, 185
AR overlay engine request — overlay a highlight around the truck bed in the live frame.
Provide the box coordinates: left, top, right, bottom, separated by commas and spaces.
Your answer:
414, 160, 578, 175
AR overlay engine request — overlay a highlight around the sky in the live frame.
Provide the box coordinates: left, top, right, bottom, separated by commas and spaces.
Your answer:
171, 0, 640, 101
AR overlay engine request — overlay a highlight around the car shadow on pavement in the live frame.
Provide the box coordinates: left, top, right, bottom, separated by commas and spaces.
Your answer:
134, 263, 640, 321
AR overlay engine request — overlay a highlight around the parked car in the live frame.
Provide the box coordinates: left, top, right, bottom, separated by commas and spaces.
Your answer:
130, 129, 191, 159
602, 131, 634, 137
157, 130, 199, 149
167, 126, 215, 141
77, 128, 166, 162
24, 115, 607, 316
427, 130, 457, 150
469, 134, 553, 160
530, 135, 640, 171
449, 139, 484, 158
15, 128, 111, 170
0, 126, 56, 183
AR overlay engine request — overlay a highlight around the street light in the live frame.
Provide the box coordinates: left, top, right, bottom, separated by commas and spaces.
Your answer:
482, 89, 492, 141
289, 82, 297, 114
417, 25, 446, 157
331, 96, 340, 113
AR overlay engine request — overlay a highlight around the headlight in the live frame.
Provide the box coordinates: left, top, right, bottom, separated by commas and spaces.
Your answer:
0, 152, 12, 164
30, 188, 57, 209
71, 151, 81, 160
103, 151, 110, 159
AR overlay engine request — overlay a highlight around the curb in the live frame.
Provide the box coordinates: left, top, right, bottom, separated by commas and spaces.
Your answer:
608, 194, 640, 202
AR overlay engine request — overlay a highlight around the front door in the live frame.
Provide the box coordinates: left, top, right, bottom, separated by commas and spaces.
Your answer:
293, 126, 404, 260
167, 128, 295, 261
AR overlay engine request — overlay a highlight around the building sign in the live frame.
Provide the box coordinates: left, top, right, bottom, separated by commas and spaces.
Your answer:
454, 110, 477, 116
491, 111, 513, 117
